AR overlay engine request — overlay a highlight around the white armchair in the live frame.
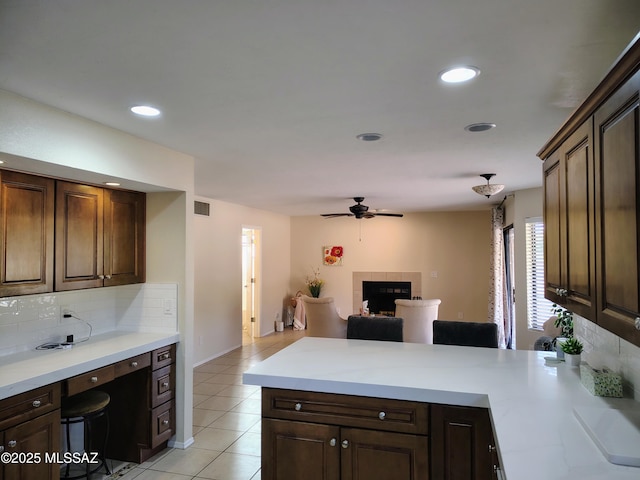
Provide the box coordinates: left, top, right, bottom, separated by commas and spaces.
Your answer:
394, 298, 441, 344
301, 296, 348, 338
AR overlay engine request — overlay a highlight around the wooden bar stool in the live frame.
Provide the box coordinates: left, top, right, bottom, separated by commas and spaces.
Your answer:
61, 390, 111, 479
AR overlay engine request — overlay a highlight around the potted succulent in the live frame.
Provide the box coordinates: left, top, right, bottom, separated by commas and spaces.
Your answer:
561, 337, 583, 366
551, 304, 574, 358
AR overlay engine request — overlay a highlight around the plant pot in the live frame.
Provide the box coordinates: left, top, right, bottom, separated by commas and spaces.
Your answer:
555, 337, 568, 359
565, 353, 581, 366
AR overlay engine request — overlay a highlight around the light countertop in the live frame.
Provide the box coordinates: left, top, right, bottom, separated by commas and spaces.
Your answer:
0, 330, 180, 400
243, 337, 640, 480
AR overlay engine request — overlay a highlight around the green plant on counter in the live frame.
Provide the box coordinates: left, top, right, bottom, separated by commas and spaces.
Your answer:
560, 337, 583, 355
551, 304, 574, 338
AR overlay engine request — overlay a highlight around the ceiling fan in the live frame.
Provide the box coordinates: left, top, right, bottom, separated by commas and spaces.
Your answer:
321, 197, 404, 219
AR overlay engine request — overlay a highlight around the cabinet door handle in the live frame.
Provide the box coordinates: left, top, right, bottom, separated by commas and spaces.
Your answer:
98, 274, 105, 280
90, 376, 98, 383
162, 382, 169, 388
162, 353, 170, 360
0, 446, 4, 453
106, 275, 112, 279
294, 402, 302, 411
329, 438, 337, 447
341, 440, 349, 449
162, 419, 169, 425
635, 317, 640, 330
32, 400, 41, 408
489, 444, 496, 453
378, 411, 386, 420
8, 440, 16, 448
131, 361, 138, 367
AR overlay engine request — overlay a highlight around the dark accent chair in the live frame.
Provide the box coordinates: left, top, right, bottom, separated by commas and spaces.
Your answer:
347, 316, 404, 342
432, 320, 498, 348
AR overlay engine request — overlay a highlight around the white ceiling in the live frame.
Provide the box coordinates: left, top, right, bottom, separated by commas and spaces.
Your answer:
1, 0, 639, 216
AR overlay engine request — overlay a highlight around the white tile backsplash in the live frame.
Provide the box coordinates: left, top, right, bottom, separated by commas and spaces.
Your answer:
575, 315, 640, 401
0, 283, 178, 356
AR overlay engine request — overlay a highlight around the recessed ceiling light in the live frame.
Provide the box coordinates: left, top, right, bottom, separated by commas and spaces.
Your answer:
439, 66, 480, 84
356, 133, 383, 141
464, 123, 496, 132
104, 182, 121, 186
130, 105, 161, 117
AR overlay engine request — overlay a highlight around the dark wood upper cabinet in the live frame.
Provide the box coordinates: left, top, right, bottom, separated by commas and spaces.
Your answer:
55, 181, 145, 291
542, 121, 596, 320
0, 171, 55, 296
538, 35, 640, 346
104, 189, 145, 286
593, 69, 640, 346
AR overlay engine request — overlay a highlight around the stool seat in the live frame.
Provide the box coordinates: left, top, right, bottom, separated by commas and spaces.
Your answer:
62, 390, 110, 418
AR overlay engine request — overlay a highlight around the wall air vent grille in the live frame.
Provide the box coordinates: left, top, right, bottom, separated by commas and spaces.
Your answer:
194, 201, 210, 216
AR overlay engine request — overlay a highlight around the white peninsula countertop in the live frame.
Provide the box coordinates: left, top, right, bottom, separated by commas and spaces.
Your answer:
0, 330, 180, 400
243, 337, 640, 480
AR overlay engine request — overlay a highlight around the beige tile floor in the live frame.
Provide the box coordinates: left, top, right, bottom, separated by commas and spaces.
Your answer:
95, 328, 306, 480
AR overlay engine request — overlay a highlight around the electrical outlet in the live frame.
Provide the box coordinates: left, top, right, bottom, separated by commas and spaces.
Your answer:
457, 311, 464, 319
275, 312, 280, 319
430, 271, 438, 278
163, 299, 173, 315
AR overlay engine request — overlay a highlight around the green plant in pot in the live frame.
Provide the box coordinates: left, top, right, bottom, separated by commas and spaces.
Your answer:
551, 304, 574, 358
560, 337, 583, 366
305, 267, 324, 298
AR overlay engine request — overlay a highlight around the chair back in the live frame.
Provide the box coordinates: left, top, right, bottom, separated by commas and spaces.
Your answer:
432, 320, 498, 348
347, 316, 404, 342
301, 296, 347, 338
394, 299, 441, 344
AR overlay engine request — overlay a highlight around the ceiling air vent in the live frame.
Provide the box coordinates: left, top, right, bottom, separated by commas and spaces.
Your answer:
194, 201, 210, 216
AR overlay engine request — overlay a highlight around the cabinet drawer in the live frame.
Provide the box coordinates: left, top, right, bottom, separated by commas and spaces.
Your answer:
150, 401, 175, 448
66, 365, 115, 396
114, 352, 151, 378
151, 364, 175, 408
0, 383, 61, 431
262, 388, 429, 435
152, 344, 176, 370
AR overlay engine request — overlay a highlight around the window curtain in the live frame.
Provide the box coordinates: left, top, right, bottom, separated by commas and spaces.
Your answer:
488, 206, 508, 348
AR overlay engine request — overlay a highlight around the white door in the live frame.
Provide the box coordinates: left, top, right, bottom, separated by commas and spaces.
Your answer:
242, 227, 261, 342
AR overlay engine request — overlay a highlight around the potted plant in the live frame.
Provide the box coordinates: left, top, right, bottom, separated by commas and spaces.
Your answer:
305, 267, 324, 298
551, 304, 573, 358
561, 337, 583, 366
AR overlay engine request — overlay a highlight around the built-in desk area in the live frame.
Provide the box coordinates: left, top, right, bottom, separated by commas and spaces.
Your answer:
0, 331, 179, 479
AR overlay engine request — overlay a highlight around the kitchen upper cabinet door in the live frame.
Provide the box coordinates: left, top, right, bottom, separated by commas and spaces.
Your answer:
341, 427, 429, 480
55, 181, 104, 290
594, 70, 640, 346
562, 120, 596, 320
0, 171, 54, 296
543, 153, 564, 305
262, 418, 340, 480
431, 404, 494, 480
104, 189, 145, 286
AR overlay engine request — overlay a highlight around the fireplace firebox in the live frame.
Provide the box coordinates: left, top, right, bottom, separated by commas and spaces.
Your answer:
362, 281, 411, 315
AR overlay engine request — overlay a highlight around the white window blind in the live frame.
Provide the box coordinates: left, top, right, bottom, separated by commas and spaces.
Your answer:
525, 218, 554, 331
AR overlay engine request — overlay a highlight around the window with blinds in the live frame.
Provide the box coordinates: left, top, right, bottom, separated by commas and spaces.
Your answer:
525, 218, 554, 331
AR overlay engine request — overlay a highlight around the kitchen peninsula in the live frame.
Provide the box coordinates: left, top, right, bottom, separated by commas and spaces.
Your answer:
243, 337, 639, 480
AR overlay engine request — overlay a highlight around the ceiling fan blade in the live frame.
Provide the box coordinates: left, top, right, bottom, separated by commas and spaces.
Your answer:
321, 213, 354, 218
373, 213, 404, 217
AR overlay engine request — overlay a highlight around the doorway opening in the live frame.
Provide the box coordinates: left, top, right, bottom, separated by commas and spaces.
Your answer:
242, 227, 261, 344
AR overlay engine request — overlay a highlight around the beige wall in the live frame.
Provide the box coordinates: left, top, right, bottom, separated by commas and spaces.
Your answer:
193, 197, 291, 365
290, 211, 492, 322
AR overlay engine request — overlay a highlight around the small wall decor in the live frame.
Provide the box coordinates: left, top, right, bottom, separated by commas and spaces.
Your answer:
323, 245, 344, 266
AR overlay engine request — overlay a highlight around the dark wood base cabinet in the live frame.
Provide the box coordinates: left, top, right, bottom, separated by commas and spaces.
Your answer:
261, 388, 499, 480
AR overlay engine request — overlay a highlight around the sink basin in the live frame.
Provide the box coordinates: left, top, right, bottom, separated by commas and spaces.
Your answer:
573, 406, 640, 467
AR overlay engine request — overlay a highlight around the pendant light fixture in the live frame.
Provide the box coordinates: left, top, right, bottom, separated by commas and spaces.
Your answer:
472, 173, 504, 198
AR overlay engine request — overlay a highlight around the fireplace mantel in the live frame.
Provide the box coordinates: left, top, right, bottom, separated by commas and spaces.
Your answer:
352, 272, 421, 315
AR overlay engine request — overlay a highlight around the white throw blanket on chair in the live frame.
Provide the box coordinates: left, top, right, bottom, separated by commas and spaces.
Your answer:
293, 298, 306, 330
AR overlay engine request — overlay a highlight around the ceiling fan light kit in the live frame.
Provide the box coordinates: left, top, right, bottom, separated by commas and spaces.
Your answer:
472, 173, 505, 198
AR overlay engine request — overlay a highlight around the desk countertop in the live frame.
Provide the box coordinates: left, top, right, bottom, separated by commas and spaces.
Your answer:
0, 330, 180, 400
243, 337, 640, 480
